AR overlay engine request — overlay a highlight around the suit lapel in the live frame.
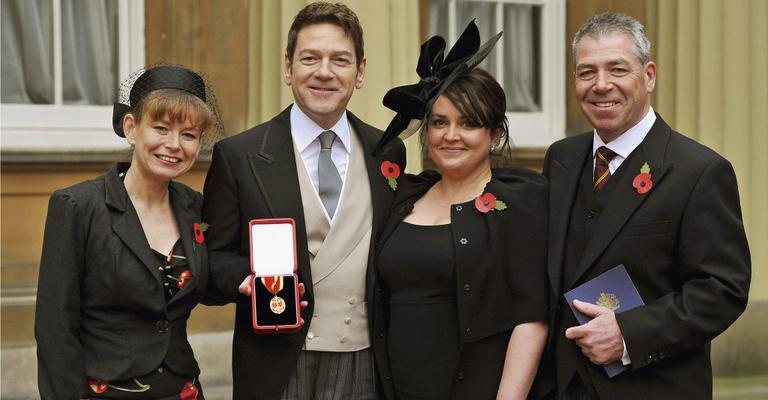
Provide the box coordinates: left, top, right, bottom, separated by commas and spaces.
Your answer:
246, 106, 312, 288
349, 111, 394, 235
568, 117, 674, 288
167, 183, 202, 305
106, 165, 164, 286
347, 111, 399, 303
547, 135, 592, 296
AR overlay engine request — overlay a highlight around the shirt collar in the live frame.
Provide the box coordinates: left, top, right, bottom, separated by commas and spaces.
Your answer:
290, 104, 352, 153
592, 106, 656, 159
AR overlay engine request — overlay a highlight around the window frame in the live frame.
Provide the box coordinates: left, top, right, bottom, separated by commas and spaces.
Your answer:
435, 0, 565, 147
1, 0, 145, 153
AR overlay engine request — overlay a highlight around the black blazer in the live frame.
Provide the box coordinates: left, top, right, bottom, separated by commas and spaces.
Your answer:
202, 105, 406, 399
541, 114, 750, 399
372, 168, 549, 400
35, 163, 213, 400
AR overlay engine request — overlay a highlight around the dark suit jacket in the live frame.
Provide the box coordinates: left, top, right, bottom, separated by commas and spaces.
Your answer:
541, 114, 750, 399
35, 163, 212, 400
202, 105, 406, 399
371, 168, 549, 400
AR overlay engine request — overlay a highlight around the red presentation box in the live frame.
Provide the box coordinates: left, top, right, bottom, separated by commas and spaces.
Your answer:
249, 218, 301, 333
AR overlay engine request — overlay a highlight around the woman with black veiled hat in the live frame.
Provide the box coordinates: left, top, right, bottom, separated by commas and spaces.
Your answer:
35, 65, 227, 400
371, 22, 548, 400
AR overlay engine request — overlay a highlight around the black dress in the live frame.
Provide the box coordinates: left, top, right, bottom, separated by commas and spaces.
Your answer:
372, 169, 549, 400
377, 222, 459, 400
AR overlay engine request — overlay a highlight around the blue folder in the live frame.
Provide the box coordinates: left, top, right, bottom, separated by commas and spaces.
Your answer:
564, 264, 644, 378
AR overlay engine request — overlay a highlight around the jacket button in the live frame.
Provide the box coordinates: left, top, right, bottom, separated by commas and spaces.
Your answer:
456, 371, 464, 381
455, 205, 463, 212
463, 283, 471, 292
586, 210, 596, 219
465, 328, 472, 336
156, 320, 170, 333
378, 332, 385, 339
344, 317, 352, 325
307, 332, 315, 340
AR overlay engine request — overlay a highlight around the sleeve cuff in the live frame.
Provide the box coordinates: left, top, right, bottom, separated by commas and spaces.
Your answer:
621, 338, 632, 365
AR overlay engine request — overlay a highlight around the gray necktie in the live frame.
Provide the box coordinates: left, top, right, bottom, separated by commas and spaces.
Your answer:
318, 130, 342, 218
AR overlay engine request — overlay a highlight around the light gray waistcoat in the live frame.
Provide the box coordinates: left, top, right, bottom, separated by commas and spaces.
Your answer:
293, 126, 372, 351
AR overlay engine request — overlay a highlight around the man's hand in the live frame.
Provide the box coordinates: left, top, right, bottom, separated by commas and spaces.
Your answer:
237, 277, 309, 325
564, 299, 624, 365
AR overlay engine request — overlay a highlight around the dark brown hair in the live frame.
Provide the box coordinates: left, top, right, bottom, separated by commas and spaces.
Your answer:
285, 2, 365, 66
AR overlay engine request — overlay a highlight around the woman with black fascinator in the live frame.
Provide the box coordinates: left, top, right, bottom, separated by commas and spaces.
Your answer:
371, 22, 548, 399
35, 65, 227, 400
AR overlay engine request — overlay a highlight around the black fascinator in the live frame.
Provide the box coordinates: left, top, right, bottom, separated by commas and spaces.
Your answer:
373, 20, 502, 155
112, 65, 214, 137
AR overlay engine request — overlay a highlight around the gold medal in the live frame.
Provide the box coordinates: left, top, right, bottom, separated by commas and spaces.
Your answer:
270, 295, 286, 314
262, 276, 286, 314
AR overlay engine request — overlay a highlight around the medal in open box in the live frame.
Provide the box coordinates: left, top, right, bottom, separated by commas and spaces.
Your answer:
249, 218, 301, 333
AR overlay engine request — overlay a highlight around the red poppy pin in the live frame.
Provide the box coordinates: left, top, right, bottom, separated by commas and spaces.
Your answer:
474, 192, 508, 213
193, 222, 209, 244
180, 381, 199, 400
177, 269, 193, 289
88, 379, 109, 394
632, 162, 653, 194
380, 161, 401, 191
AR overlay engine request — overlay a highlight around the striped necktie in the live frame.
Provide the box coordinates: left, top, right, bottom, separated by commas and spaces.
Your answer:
593, 146, 617, 192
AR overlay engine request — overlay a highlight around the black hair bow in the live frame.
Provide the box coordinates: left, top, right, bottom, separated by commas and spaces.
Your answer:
373, 20, 502, 155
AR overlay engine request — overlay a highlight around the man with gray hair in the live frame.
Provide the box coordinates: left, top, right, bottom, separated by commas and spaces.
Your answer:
541, 12, 750, 399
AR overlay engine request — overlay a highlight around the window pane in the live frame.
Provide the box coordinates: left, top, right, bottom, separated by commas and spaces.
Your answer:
456, 1, 497, 76
61, 0, 118, 105
428, 0, 543, 113
503, 4, 541, 112
1, 0, 54, 104
429, 0, 449, 41
429, 0, 499, 76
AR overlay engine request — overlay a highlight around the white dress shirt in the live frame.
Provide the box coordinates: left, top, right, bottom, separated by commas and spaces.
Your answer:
592, 106, 657, 178
290, 105, 351, 195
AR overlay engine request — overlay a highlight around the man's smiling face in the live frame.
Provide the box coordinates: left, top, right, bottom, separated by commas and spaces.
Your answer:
574, 33, 656, 142
284, 22, 366, 129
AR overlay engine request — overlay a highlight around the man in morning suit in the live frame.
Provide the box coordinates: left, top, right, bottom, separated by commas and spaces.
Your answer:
203, 2, 406, 399
542, 12, 751, 399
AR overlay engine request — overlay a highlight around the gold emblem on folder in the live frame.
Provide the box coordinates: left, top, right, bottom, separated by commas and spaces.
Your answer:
596, 292, 620, 311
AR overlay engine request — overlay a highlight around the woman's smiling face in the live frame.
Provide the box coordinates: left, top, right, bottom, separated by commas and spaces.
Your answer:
124, 112, 203, 184
426, 95, 496, 178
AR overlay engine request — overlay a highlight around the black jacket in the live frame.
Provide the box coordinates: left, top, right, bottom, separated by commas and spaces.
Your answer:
35, 163, 217, 400
202, 106, 406, 399
372, 168, 549, 399
542, 115, 751, 399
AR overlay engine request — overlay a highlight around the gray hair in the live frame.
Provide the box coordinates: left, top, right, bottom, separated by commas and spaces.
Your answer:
572, 12, 652, 66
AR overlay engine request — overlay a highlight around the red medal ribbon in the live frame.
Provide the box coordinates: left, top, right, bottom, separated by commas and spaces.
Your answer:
260, 276, 284, 294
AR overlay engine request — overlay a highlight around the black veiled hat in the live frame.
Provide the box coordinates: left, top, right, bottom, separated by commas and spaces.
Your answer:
112, 65, 208, 137
372, 20, 502, 155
